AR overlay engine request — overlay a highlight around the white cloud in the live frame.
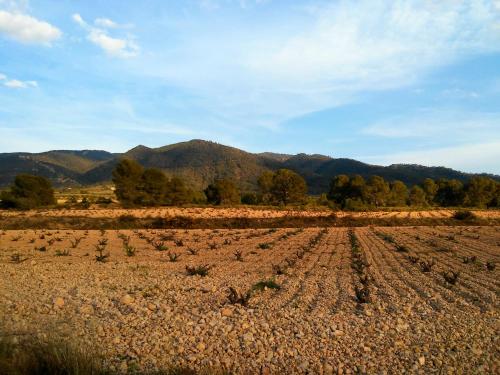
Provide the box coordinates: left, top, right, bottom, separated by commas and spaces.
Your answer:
94, 18, 118, 29
88, 29, 138, 58
3, 78, 37, 88
72, 13, 138, 58
0, 9, 61, 44
247, 1, 500, 92
148, 0, 500, 130
72, 13, 85, 27
0, 73, 37, 88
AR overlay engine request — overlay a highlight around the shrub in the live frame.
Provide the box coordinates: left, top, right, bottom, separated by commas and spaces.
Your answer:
152, 241, 168, 251
227, 287, 252, 306
167, 252, 180, 262
10, 253, 26, 263
95, 197, 112, 206
97, 238, 108, 247
419, 259, 435, 272
251, 280, 281, 292
55, 249, 70, 256
395, 244, 409, 253
462, 256, 477, 264
186, 264, 210, 276
272, 264, 286, 275
234, 250, 243, 261
204, 179, 240, 205
95, 245, 109, 262
70, 238, 82, 249
443, 270, 460, 285
452, 210, 476, 220
408, 255, 419, 264
486, 262, 496, 271
258, 243, 272, 250
123, 244, 136, 256
0, 174, 55, 209
80, 197, 91, 209
355, 285, 370, 303
187, 248, 198, 255
241, 192, 259, 205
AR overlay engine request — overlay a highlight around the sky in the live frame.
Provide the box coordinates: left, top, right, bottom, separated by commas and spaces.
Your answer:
0, 0, 499, 174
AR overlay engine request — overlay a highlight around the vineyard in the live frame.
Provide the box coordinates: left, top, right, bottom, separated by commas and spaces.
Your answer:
0, 224, 498, 373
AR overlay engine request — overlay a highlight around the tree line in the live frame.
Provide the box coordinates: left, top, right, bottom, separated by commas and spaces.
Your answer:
328, 174, 500, 209
1, 158, 499, 209
110, 160, 500, 209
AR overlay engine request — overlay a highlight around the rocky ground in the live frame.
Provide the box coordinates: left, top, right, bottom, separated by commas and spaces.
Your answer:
0, 225, 498, 374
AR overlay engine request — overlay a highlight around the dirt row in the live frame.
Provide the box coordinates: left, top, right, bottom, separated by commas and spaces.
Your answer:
1, 207, 499, 219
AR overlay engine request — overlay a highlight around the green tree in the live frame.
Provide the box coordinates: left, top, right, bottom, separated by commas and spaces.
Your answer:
422, 178, 438, 205
409, 185, 427, 206
269, 169, 307, 205
327, 174, 350, 204
0, 174, 56, 209
435, 179, 464, 207
365, 175, 390, 207
140, 168, 168, 206
464, 177, 498, 208
327, 174, 366, 208
388, 180, 408, 206
112, 159, 144, 207
349, 175, 367, 201
165, 176, 192, 206
257, 170, 274, 204
204, 179, 240, 205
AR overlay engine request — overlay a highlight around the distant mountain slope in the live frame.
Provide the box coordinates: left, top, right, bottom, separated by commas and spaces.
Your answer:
1, 140, 498, 194
0, 150, 115, 187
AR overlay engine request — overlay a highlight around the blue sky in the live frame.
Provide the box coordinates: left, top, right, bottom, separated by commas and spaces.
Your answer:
0, 0, 499, 174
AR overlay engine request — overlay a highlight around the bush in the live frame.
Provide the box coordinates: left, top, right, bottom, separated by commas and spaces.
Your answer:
95, 197, 112, 206
452, 210, 476, 220
355, 285, 370, 303
241, 192, 259, 205
227, 287, 252, 306
343, 198, 368, 212
204, 179, 240, 205
443, 270, 460, 285
251, 280, 281, 292
0, 174, 55, 210
186, 264, 210, 276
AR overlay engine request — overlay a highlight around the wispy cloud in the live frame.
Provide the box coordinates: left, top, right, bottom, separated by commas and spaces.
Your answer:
0, 72, 37, 88
149, 0, 500, 129
361, 110, 500, 140
72, 13, 138, 58
247, 1, 499, 93
0, 9, 61, 45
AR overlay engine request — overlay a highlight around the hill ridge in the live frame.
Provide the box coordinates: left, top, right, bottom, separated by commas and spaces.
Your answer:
1, 139, 498, 193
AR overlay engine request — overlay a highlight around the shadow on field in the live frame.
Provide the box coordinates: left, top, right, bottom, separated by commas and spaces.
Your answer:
0, 213, 496, 230
0, 334, 226, 375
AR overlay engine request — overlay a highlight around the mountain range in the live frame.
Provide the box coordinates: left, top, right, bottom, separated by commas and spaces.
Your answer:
1, 139, 498, 194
